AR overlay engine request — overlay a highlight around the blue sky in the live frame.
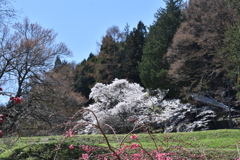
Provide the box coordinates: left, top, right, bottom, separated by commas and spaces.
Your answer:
12, 0, 165, 64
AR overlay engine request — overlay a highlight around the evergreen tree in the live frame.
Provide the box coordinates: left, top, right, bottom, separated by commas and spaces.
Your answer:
219, 0, 240, 98
54, 55, 68, 72
121, 21, 147, 84
221, 21, 240, 83
74, 53, 96, 98
139, 0, 182, 90
124, 23, 130, 39
224, 0, 240, 76
54, 55, 62, 68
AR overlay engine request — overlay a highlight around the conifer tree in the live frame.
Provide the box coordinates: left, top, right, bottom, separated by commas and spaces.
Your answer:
121, 21, 147, 84
74, 53, 96, 98
139, 0, 182, 90
54, 55, 62, 68
219, 0, 240, 98
222, 0, 240, 78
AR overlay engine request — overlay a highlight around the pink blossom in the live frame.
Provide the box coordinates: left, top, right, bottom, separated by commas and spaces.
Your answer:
0, 114, 4, 118
150, 150, 158, 157
156, 153, 166, 159
116, 147, 125, 155
65, 129, 74, 138
129, 117, 136, 122
165, 134, 169, 139
168, 152, 175, 156
69, 144, 74, 149
130, 134, 138, 139
125, 145, 129, 149
199, 155, 205, 159
14, 97, 22, 104
116, 147, 124, 154
82, 145, 95, 154
132, 153, 141, 157
141, 149, 146, 154
132, 153, 141, 160
9, 97, 14, 101
0, 118, 3, 123
158, 146, 163, 152
82, 153, 89, 160
130, 143, 140, 149
10, 97, 22, 104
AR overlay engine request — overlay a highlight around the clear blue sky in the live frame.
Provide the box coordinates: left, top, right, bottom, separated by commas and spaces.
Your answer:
12, 0, 165, 64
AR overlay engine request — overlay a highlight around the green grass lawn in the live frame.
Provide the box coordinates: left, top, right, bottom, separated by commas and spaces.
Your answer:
0, 129, 239, 159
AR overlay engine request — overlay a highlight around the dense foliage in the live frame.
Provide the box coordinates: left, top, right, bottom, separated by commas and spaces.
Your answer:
139, 0, 182, 90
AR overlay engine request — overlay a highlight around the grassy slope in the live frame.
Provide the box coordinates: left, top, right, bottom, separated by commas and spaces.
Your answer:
0, 129, 239, 159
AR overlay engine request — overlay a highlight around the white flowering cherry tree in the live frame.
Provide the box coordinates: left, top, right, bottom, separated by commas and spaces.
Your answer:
79, 79, 216, 134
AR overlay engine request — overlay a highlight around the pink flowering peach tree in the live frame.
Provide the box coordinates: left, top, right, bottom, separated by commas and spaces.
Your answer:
0, 87, 22, 137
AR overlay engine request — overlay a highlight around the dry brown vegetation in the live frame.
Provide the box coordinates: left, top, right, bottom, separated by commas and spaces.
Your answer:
166, 0, 237, 96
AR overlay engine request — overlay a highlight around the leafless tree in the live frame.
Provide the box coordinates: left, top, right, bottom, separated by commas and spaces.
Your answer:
0, 18, 72, 136
0, 0, 17, 25
95, 26, 125, 83
0, 26, 16, 80
10, 18, 71, 97
19, 63, 87, 136
0, 0, 17, 85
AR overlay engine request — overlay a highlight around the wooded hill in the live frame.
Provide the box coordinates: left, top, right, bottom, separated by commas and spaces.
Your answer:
72, 0, 240, 109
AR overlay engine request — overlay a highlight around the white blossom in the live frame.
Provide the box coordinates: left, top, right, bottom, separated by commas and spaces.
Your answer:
78, 79, 216, 134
